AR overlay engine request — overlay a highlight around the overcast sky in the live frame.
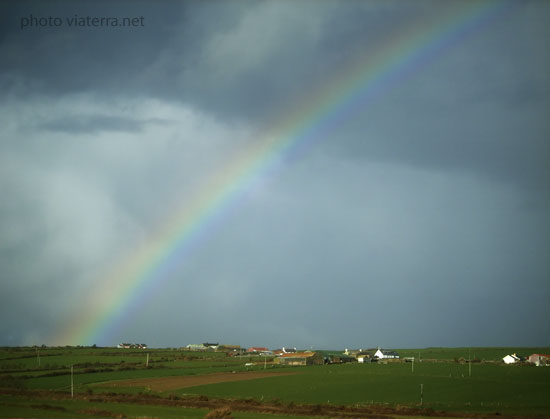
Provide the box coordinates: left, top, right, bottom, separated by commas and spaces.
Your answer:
1, 0, 549, 349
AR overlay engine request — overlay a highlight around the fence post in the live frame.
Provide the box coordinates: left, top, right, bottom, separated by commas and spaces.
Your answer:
71, 365, 74, 399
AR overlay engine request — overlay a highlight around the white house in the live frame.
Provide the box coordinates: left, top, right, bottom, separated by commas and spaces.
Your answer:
528, 354, 549, 366
374, 347, 399, 359
502, 354, 520, 364
117, 343, 131, 349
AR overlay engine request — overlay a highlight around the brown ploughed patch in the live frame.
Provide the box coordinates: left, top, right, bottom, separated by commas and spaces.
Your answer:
101, 371, 297, 391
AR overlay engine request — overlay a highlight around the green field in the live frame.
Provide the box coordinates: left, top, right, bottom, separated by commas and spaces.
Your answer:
0, 393, 314, 419
178, 362, 550, 415
1, 346, 549, 418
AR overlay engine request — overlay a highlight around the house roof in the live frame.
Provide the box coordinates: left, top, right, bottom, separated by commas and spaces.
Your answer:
377, 349, 399, 355
279, 352, 317, 358
248, 347, 269, 352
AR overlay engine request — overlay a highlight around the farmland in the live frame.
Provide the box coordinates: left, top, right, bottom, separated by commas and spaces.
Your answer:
1, 346, 549, 418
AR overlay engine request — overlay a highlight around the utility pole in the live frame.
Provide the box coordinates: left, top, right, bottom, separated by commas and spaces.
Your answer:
412, 357, 414, 373
70, 365, 74, 399
146, 353, 149, 367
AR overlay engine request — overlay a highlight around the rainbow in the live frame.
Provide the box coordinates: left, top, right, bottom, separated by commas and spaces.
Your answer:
55, 0, 512, 345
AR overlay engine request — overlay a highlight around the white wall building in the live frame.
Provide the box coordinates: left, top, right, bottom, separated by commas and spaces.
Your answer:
502, 354, 520, 364
374, 347, 399, 359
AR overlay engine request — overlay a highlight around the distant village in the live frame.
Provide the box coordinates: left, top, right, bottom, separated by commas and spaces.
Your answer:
178, 343, 399, 365
502, 353, 549, 366
116, 342, 549, 367
116, 343, 148, 349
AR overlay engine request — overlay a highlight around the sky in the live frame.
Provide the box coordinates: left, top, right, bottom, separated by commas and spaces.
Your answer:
0, 0, 548, 350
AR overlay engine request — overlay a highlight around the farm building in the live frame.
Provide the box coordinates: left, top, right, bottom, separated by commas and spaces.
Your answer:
273, 347, 297, 356
117, 343, 132, 349
117, 343, 147, 349
275, 351, 324, 366
355, 350, 374, 362
374, 348, 400, 359
186, 343, 219, 351
186, 344, 206, 351
503, 354, 520, 364
528, 354, 549, 366
203, 342, 219, 350
326, 353, 356, 364
247, 347, 269, 353
357, 354, 373, 363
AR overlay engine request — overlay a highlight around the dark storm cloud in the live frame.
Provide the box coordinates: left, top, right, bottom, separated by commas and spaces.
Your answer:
0, 1, 443, 121
3, 0, 546, 186
321, 1, 550, 193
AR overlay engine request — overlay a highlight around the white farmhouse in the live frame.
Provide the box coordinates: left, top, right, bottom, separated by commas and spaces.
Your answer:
374, 347, 399, 359
502, 354, 520, 364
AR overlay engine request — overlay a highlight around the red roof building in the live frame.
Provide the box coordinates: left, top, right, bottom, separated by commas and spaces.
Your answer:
528, 354, 550, 366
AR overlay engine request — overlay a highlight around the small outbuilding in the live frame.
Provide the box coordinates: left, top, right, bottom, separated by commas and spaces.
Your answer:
327, 353, 357, 364
502, 354, 520, 364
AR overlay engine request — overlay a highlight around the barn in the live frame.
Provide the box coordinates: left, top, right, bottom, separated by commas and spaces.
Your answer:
275, 351, 324, 366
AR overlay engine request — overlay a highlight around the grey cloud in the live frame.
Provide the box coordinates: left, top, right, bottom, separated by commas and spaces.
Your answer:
111, 156, 549, 348
39, 115, 169, 134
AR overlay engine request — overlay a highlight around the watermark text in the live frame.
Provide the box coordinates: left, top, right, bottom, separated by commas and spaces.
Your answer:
20, 14, 145, 30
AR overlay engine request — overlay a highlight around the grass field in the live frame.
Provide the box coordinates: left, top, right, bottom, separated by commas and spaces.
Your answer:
1, 346, 549, 418
0, 393, 316, 419
177, 362, 550, 415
